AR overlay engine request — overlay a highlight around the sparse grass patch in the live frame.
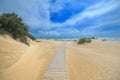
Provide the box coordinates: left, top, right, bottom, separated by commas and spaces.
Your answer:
91, 37, 95, 39
77, 38, 92, 44
36, 40, 41, 42
102, 39, 108, 41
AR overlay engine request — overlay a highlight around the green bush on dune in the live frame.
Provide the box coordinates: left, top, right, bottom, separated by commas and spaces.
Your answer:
77, 38, 92, 44
0, 12, 35, 45
0, 28, 7, 34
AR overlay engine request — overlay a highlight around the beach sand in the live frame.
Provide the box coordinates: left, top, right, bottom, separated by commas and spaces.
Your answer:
0, 36, 120, 80
66, 39, 120, 80
0, 36, 61, 80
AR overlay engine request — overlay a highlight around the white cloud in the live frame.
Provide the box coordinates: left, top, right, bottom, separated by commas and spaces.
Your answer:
0, 0, 120, 37
38, 28, 80, 37
39, 30, 60, 37
1, 0, 119, 29
0, 0, 51, 29
84, 19, 120, 31
38, 0, 120, 30
50, 0, 66, 12
63, 0, 120, 26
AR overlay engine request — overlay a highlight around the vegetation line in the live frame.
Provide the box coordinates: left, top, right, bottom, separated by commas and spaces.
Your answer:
0, 12, 35, 45
77, 37, 95, 44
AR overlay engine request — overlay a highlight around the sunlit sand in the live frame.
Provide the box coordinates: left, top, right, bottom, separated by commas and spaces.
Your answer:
0, 36, 120, 80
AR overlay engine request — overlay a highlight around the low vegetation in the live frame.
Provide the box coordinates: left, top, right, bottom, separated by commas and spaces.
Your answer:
77, 38, 92, 44
0, 12, 35, 45
102, 39, 108, 41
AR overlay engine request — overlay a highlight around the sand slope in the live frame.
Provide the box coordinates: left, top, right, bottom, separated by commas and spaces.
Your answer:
1, 36, 120, 80
0, 35, 28, 76
66, 40, 120, 80
0, 36, 60, 80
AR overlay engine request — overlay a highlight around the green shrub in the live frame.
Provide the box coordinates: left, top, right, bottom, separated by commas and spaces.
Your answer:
13, 33, 20, 39
91, 37, 95, 39
102, 39, 107, 41
0, 12, 35, 45
77, 38, 91, 44
85, 38, 91, 43
27, 33, 36, 40
0, 28, 7, 34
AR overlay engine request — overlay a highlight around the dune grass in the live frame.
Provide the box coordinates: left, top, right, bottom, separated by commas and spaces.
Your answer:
77, 38, 92, 44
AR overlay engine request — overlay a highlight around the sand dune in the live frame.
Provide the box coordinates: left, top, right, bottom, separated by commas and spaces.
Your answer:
0, 35, 28, 76
66, 39, 120, 80
0, 36, 60, 80
0, 36, 120, 80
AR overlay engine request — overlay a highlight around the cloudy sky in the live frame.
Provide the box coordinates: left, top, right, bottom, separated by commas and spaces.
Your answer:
0, 0, 120, 39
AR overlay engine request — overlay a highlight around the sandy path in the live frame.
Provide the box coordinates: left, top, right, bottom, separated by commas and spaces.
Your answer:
41, 43, 67, 80
0, 41, 60, 80
66, 40, 120, 80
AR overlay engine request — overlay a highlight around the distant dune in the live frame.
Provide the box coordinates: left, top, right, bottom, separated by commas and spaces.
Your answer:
0, 35, 120, 80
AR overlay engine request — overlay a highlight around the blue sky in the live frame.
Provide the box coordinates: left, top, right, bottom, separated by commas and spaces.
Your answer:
0, 0, 120, 39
